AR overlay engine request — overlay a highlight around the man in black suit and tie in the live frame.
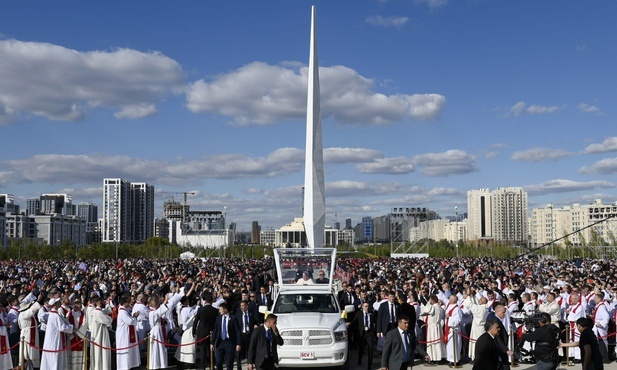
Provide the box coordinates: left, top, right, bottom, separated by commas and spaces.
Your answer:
340, 284, 358, 349
472, 319, 501, 370
211, 302, 242, 370
193, 293, 219, 370
486, 303, 512, 370
380, 314, 414, 370
257, 286, 272, 310
352, 302, 375, 368
377, 291, 399, 338
248, 314, 284, 370
236, 300, 259, 370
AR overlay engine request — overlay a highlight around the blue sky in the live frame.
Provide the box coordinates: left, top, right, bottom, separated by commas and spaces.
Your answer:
1, 1, 616, 232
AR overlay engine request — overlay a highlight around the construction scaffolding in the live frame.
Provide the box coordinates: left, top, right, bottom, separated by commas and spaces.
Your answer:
389, 207, 438, 255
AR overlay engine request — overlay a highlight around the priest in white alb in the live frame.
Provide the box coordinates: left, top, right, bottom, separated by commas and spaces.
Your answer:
40, 297, 74, 370
90, 296, 113, 370
116, 295, 141, 370
18, 294, 42, 368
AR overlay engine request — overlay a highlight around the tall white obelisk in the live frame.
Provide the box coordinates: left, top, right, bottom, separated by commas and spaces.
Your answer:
303, 5, 326, 250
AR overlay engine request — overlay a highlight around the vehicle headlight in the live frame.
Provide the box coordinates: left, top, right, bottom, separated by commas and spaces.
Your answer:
334, 330, 347, 342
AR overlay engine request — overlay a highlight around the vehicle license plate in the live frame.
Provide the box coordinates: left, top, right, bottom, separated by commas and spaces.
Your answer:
300, 352, 315, 360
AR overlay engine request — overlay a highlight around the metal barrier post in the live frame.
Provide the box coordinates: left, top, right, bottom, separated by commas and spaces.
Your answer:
509, 328, 518, 368
210, 331, 214, 370
565, 328, 574, 367
19, 336, 24, 369
83, 337, 88, 370
452, 327, 462, 368
146, 334, 150, 370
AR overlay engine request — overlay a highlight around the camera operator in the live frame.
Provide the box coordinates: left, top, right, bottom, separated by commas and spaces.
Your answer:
517, 312, 560, 370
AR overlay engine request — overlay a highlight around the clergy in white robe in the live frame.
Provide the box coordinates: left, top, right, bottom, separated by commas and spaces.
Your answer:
464, 294, 489, 360
90, 297, 113, 370
0, 310, 13, 370
116, 296, 141, 370
133, 294, 151, 352
566, 292, 584, 360
444, 296, 462, 364
67, 301, 86, 370
40, 298, 74, 370
421, 295, 445, 362
175, 301, 199, 365
18, 299, 42, 368
591, 294, 610, 363
57, 298, 73, 362
149, 292, 183, 370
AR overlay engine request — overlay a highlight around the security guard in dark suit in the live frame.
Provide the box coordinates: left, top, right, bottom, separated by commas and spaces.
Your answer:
351, 302, 375, 369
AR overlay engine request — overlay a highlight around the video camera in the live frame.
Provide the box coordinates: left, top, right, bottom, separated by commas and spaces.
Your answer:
511, 310, 543, 332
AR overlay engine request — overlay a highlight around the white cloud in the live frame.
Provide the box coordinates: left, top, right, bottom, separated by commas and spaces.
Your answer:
114, 103, 157, 119
415, 0, 448, 9
0, 39, 184, 123
411, 150, 478, 177
579, 158, 617, 174
583, 137, 617, 154
507, 101, 561, 117
356, 157, 414, 174
186, 62, 446, 125
324, 147, 383, 163
0, 146, 401, 186
366, 15, 409, 28
578, 103, 601, 114
427, 187, 463, 196
511, 147, 572, 162
524, 179, 615, 195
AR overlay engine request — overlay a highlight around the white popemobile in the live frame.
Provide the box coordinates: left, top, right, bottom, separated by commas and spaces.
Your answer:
260, 248, 354, 369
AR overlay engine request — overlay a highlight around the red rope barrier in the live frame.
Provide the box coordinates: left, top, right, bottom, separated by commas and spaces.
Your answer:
418, 336, 445, 345
88, 337, 146, 351
29, 339, 84, 353
150, 334, 210, 347
456, 331, 477, 342
0, 341, 20, 355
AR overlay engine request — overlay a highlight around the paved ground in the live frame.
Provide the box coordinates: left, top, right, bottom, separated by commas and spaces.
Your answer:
133, 351, 617, 370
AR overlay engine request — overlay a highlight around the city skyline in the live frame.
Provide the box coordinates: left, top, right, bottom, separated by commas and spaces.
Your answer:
1, 2, 616, 232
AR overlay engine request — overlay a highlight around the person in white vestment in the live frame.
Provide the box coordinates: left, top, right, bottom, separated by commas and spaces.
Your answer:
149, 290, 184, 370
57, 297, 73, 362
565, 291, 584, 361
464, 291, 489, 361
116, 295, 141, 370
90, 296, 113, 370
18, 296, 42, 368
444, 295, 462, 365
67, 300, 86, 370
133, 293, 151, 352
175, 294, 200, 367
591, 292, 610, 363
0, 307, 13, 370
420, 294, 445, 364
40, 298, 74, 370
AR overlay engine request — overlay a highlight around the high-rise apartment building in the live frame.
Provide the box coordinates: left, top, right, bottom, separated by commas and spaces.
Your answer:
491, 187, 528, 243
251, 221, 261, 244
78, 202, 99, 244
26, 199, 41, 215
467, 188, 492, 240
529, 199, 617, 247
102, 178, 154, 243
131, 182, 154, 243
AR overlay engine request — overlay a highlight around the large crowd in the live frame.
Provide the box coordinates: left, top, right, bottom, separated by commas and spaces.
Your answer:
0, 254, 614, 369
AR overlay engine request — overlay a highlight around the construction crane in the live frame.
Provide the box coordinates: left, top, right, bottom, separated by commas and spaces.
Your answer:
182, 192, 196, 223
